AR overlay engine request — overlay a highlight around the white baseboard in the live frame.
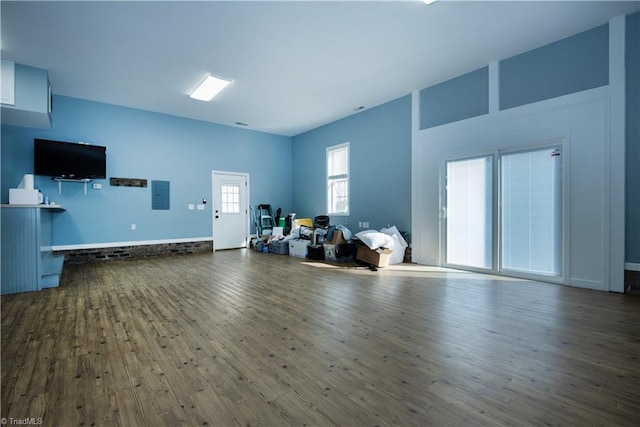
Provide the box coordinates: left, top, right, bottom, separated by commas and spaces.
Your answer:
52, 236, 213, 251
625, 263, 640, 272
568, 278, 606, 292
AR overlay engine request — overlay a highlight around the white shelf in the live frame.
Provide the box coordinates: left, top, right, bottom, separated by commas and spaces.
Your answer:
1, 204, 63, 209
53, 178, 91, 195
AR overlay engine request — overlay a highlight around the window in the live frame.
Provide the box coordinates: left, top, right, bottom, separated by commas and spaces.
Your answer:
221, 183, 240, 214
327, 143, 349, 215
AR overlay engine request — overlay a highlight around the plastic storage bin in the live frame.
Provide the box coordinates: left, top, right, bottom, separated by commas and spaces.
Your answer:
270, 240, 289, 255
289, 239, 311, 258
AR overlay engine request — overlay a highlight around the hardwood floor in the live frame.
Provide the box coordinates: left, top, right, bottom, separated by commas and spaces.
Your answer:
2, 249, 640, 426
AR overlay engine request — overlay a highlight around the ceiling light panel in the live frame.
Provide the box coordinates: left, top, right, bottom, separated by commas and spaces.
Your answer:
190, 75, 231, 101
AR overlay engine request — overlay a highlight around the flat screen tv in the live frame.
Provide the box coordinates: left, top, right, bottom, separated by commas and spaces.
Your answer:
34, 138, 106, 179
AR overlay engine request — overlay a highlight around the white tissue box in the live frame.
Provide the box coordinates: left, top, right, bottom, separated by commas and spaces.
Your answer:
9, 189, 42, 205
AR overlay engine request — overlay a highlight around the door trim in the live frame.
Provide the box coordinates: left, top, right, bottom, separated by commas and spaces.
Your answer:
211, 170, 250, 251
439, 140, 566, 285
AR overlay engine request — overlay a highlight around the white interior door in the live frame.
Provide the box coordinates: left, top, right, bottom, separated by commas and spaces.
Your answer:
212, 171, 249, 250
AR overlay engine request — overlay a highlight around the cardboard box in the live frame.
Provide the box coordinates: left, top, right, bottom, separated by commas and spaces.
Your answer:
356, 244, 393, 268
289, 239, 310, 258
326, 229, 348, 245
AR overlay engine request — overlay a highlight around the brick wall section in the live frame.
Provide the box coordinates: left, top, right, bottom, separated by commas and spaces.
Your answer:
625, 270, 640, 294
57, 241, 213, 264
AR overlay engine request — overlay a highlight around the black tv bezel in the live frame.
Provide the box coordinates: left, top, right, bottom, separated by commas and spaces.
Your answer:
34, 138, 107, 180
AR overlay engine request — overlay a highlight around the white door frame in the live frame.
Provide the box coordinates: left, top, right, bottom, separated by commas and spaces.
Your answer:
211, 170, 250, 251
439, 140, 565, 284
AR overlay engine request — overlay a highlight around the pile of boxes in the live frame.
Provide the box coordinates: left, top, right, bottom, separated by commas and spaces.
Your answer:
253, 218, 396, 268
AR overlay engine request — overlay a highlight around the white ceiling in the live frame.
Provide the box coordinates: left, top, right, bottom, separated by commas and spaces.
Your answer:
2, 1, 639, 137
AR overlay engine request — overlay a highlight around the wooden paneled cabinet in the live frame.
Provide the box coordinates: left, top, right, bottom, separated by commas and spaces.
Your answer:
1, 205, 65, 295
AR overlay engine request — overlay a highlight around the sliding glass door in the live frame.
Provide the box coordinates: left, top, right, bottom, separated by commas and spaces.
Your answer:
500, 147, 562, 276
444, 145, 563, 280
445, 156, 493, 270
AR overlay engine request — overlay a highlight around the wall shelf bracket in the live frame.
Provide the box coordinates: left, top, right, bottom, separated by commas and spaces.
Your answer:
53, 178, 92, 195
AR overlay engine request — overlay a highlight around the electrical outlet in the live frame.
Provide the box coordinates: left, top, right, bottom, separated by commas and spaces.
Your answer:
364, 221, 369, 228
131, 224, 136, 230
92, 183, 102, 190
188, 204, 195, 210
359, 221, 363, 228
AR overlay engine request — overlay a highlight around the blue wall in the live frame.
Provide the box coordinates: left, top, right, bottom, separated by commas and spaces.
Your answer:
1, 96, 292, 246
627, 12, 640, 264
291, 95, 412, 237
420, 67, 488, 129
500, 24, 609, 109
2, 14, 637, 259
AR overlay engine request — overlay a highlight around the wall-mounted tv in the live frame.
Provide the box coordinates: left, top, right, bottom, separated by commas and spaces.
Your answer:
34, 138, 106, 180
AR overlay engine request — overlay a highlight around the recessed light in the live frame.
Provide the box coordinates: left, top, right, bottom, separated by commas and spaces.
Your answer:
234, 122, 248, 127
190, 75, 231, 101
422, 0, 438, 5
354, 106, 365, 111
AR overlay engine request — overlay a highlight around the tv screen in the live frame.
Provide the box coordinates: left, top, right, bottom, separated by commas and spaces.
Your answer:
34, 139, 106, 179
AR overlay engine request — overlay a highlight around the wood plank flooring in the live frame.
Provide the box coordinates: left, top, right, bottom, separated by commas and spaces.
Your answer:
2, 249, 640, 426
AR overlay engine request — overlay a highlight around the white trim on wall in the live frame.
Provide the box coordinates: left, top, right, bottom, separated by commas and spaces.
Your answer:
488, 61, 500, 114
608, 15, 626, 293
412, 86, 615, 292
625, 263, 640, 272
411, 90, 423, 261
52, 236, 213, 251
412, 88, 609, 290
411, 15, 628, 293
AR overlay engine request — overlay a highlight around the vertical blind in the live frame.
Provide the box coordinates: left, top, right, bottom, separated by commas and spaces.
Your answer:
445, 146, 562, 278
500, 148, 562, 275
446, 156, 493, 269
